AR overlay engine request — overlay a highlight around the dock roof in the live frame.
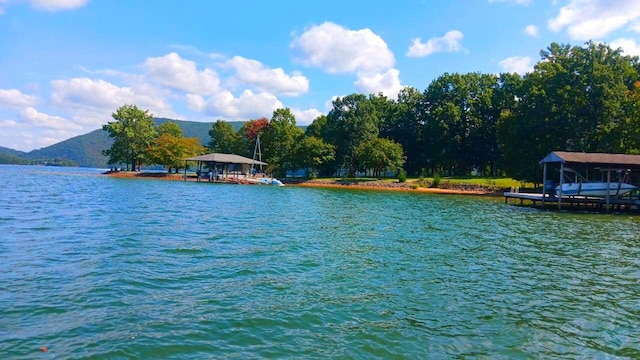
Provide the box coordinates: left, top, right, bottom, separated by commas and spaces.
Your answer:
540, 151, 640, 169
185, 153, 267, 166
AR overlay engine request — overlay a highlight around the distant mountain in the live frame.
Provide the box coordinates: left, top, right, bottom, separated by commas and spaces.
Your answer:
25, 128, 113, 168
0, 146, 27, 157
0, 118, 246, 168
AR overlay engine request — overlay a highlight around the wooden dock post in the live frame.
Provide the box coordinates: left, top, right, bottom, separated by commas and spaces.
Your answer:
558, 162, 564, 210
606, 168, 611, 212
542, 162, 547, 208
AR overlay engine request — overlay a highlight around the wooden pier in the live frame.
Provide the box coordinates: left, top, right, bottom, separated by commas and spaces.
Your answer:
504, 191, 640, 213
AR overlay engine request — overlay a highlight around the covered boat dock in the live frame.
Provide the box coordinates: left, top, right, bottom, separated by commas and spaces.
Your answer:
504, 151, 640, 212
183, 153, 268, 183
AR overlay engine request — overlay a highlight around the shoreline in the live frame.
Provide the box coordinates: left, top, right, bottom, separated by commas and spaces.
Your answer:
291, 181, 498, 195
104, 171, 503, 196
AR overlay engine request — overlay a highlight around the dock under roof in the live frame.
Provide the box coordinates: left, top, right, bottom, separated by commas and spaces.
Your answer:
540, 151, 640, 169
185, 153, 267, 166
505, 151, 640, 213
183, 153, 268, 182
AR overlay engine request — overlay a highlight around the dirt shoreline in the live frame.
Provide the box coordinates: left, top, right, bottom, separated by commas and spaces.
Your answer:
104, 171, 503, 196
290, 181, 499, 196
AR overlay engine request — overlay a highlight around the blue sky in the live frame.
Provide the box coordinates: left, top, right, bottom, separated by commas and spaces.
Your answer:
1, 0, 640, 152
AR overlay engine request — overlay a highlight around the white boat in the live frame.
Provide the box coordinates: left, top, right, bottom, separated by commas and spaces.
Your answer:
557, 182, 637, 197
257, 177, 284, 186
556, 167, 637, 197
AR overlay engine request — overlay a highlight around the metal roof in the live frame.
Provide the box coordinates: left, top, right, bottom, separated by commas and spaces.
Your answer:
185, 153, 267, 166
540, 151, 640, 168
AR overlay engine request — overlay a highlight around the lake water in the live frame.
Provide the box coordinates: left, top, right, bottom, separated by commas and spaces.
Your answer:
1, 165, 639, 359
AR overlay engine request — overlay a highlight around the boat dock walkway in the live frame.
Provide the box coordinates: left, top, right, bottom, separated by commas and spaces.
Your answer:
504, 191, 640, 212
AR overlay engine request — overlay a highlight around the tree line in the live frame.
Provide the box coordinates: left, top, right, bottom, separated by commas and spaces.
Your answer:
102, 105, 205, 172
104, 42, 640, 182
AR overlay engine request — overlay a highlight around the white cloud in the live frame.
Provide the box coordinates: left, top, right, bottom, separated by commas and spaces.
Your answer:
0, 119, 18, 128
0, 109, 84, 151
187, 90, 283, 120
524, 25, 539, 37
30, 0, 89, 11
225, 56, 309, 96
19, 107, 81, 130
50, 77, 175, 126
0, 89, 37, 108
354, 68, 404, 99
406, 30, 465, 58
291, 22, 395, 75
0, 126, 79, 151
291, 108, 323, 125
499, 56, 533, 74
610, 38, 640, 56
548, 0, 640, 40
143, 52, 220, 95
488, 0, 531, 5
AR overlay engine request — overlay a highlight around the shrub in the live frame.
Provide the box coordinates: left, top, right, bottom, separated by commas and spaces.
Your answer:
431, 174, 441, 188
398, 169, 407, 183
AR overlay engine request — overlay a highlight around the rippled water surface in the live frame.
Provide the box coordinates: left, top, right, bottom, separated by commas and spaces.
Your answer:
1, 165, 639, 359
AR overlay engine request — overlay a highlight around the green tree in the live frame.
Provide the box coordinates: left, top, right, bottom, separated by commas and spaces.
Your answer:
147, 134, 205, 173
379, 87, 424, 175
618, 81, 640, 153
157, 121, 184, 138
262, 108, 304, 177
294, 136, 335, 178
356, 137, 404, 177
102, 104, 157, 171
324, 94, 380, 176
305, 115, 327, 138
208, 120, 240, 154
422, 72, 501, 176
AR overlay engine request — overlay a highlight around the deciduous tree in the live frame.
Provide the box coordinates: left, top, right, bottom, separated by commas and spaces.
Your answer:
102, 104, 157, 171
262, 108, 304, 177
208, 120, 240, 154
294, 136, 335, 178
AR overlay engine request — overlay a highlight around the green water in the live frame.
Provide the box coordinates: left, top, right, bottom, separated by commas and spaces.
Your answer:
1, 165, 639, 359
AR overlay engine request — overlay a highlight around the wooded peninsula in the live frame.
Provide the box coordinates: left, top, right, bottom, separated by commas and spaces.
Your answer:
100, 41, 640, 184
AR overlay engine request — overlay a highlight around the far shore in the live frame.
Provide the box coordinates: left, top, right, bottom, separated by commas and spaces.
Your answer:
104, 170, 505, 196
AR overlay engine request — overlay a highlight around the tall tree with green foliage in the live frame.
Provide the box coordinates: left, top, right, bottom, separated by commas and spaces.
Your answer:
324, 94, 380, 176
379, 87, 425, 175
208, 120, 240, 154
422, 72, 501, 176
305, 115, 327, 138
102, 104, 157, 171
262, 108, 304, 176
294, 136, 335, 178
157, 121, 184, 138
356, 137, 404, 177
618, 81, 640, 153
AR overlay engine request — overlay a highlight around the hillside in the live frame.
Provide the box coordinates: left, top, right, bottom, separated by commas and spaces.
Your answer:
0, 119, 246, 169
0, 146, 27, 157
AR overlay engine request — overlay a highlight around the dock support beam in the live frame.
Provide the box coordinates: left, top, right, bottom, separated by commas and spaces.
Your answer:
558, 162, 564, 210
606, 168, 611, 212
542, 163, 547, 208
